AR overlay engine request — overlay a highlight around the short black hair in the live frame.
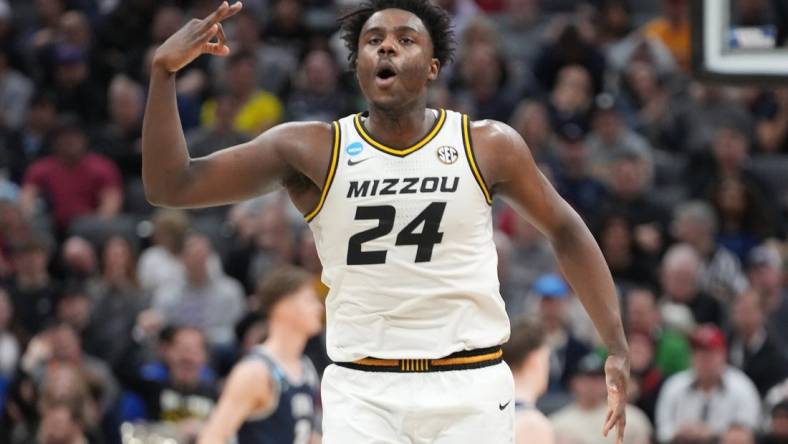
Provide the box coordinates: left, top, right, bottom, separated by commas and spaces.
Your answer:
339, 0, 454, 70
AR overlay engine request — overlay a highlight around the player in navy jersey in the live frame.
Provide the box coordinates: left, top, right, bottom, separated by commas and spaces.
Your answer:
142, 0, 629, 442
198, 267, 323, 444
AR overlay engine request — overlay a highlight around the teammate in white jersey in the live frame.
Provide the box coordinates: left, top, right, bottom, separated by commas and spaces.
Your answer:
141, 1, 629, 442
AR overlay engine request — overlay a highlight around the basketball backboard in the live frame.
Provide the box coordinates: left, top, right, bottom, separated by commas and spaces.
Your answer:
691, 0, 788, 84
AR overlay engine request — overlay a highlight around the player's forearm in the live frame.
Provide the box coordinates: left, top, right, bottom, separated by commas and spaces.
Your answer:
549, 209, 628, 356
141, 62, 192, 206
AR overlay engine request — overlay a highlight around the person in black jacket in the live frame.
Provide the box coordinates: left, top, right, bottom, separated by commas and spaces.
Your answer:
729, 290, 788, 396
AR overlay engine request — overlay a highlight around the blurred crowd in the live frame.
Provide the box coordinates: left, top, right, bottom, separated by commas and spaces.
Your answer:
0, 0, 788, 443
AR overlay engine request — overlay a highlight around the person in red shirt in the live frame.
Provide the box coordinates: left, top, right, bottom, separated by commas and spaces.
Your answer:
20, 114, 122, 233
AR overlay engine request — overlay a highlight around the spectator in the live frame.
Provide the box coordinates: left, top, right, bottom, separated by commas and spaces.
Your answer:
1, 91, 57, 184
454, 41, 517, 121
0, 48, 33, 132
60, 235, 99, 283
706, 176, 776, 261
20, 115, 123, 233
761, 400, 788, 444
728, 290, 788, 396
655, 324, 762, 443
502, 316, 555, 444
84, 235, 150, 368
617, 60, 680, 152
719, 425, 756, 444
137, 209, 190, 294
36, 399, 90, 444
200, 50, 284, 137
186, 90, 248, 159
594, 211, 655, 288
153, 234, 244, 348
534, 22, 606, 95
127, 326, 217, 440
7, 235, 60, 340
659, 244, 725, 326
498, 215, 556, 317
533, 274, 592, 397
625, 287, 690, 377
22, 323, 120, 419
550, 353, 652, 444
94, 74, 145, 185
745, 244, 788, 351
546, 65, 595, 136
671, 201, 748, 302
550, 124, 609, 222
286, 48, 352, 122
585, 94, 655, 186
509, 100, 556, 164
626, 332, 664, 423
0, 287, 19, 378
641, 0, 691, 72
750, 88, 788, 154
50, 44, 105, 124
212, 10, 297, 97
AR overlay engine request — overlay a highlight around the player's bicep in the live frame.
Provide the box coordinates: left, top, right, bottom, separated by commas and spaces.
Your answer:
484, 122, 573, 236
198, 361, 272, 443
180, 133, 289, 207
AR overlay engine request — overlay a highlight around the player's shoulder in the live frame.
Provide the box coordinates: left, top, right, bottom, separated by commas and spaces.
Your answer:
268, 120, 334, 145
466, 118, 525, 152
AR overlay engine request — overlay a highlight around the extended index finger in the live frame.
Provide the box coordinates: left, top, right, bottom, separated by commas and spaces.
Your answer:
205, 1, 243, 25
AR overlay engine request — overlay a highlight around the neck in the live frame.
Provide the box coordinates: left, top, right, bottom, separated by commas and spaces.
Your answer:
263, 320, 308, 363
365, 99, 432, 148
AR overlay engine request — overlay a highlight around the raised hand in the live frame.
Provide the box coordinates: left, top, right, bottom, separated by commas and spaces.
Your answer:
603, 353, 629, 444
152, 1, 243, 73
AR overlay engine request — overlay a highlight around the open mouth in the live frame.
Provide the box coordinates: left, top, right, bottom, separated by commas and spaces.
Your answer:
376, 67, 397, 80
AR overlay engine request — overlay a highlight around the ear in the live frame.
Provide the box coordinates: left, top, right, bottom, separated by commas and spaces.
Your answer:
427, 58, 440, 81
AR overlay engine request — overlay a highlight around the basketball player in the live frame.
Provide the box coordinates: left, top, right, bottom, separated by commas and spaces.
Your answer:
142, 1, 629, 442
198, 267, 323, 444
502, 316, 554, 444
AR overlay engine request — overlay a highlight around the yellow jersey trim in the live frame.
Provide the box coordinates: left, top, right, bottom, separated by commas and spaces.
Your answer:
462, 114, 493, 205
353, 108, 446, 157
305, 121, 340, 222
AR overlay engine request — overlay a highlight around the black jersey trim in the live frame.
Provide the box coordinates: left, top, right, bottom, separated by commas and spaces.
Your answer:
462, 114, 493, 205
305, 121, 340, 222
353, 108, 446, 157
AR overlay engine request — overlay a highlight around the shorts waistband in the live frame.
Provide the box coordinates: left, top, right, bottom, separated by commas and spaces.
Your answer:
335, 346, 503, 373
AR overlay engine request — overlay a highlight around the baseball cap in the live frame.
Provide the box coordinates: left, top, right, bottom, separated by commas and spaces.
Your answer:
689, 324, 727, 351
532, 274, 569, 299
576, 353, 605, 376
748, 245, 783, 270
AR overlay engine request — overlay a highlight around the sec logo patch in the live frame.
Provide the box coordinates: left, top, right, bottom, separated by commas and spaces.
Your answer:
437, 146, 459, 164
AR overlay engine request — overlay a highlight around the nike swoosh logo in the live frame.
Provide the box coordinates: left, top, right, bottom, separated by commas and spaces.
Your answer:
499, 401, 511, 411
348, 157, 371, 166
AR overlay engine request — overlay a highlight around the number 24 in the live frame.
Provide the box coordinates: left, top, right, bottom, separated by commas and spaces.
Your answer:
347, 202, 446, 265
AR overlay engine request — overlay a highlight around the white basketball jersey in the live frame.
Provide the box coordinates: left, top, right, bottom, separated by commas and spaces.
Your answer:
306, 109, 510, 362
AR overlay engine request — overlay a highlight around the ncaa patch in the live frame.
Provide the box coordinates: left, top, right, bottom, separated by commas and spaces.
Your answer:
346, 142, 364, 156
437, 145, 459, 164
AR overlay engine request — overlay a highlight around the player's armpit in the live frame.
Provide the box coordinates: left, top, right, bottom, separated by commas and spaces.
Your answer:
197, 360, 273, 444
468, 119, 571, 235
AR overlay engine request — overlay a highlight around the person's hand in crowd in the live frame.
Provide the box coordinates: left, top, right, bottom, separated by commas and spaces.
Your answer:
634, 224, 662, 254
135, 309, 165, 340
675, 423, 714, 442
152, 1, 243, 73
21, 333, 52, 372
176, 417, 205, 441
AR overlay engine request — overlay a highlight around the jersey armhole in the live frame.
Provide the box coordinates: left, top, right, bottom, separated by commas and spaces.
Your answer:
462, 114, 493, 205
304, 121, 341, 222
244, 354, 283, 421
